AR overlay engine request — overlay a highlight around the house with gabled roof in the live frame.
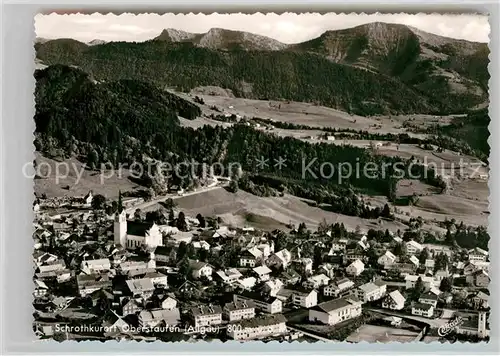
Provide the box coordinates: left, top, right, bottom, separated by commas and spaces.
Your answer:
468, 247, 488, 262
266, 249, 292, 269
382, 290, 406, 310
346, 259, 364, 276
239, 247, 263, 267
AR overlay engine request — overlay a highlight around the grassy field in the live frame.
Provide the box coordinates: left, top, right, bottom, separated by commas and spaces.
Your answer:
173, 188, 410, 233
34, 152, 139, 199
346, 324, 419, 343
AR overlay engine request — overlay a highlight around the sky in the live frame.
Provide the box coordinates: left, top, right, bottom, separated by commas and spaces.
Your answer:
35, 13, 490, 44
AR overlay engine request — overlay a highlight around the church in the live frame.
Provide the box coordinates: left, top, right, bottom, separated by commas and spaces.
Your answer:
114, 210, 162, 249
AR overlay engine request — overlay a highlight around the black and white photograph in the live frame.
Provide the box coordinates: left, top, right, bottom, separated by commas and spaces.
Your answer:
31, 12, 490, 343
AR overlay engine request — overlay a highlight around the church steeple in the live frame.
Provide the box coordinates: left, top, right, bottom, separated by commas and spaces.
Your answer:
118, 190, 124, 213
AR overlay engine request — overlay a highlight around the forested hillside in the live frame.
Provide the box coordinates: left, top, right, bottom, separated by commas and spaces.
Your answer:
34, 65, 445, 212
35, 39, 483, 116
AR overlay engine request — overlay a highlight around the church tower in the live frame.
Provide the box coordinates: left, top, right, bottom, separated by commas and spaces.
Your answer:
478, 311, 488, 338
114, 191, 127, 247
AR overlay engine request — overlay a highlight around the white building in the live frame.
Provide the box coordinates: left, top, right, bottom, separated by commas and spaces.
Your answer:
126, 278, 155, 299
239, 247, 263, 267
215, 268, 243, 284
323, 278, 355, 298
406, 240, 424, 255
346, 259, 365, 276
292, 289, 318, 308
190, 305, 223, 328
227, 314, 287, 341
377, 251, 397, 267
411, 303, 434, 318
356, 280, 387, 303
468, 248, 489, 262
234, 294, 282, 314
405, 274, 439, 290
309, 297, 362, 325
382, 290, 406, 310
114, 211, 162, 249
189, 260, 213, 280
223, 300, 256, 322
80, 258, 111, 274
303, 274, 330, 289
253, 265, 272, 282
418, 293, 438, 307
266, 249, 292, 269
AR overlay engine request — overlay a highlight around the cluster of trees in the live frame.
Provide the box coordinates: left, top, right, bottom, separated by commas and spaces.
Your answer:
35, 40, 484, 115
445, 224, 489, 251
426, 108, 490, 161
34, 65, 448, 210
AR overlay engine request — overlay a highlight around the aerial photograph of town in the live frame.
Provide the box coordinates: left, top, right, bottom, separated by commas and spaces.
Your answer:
32, 13, 490, 343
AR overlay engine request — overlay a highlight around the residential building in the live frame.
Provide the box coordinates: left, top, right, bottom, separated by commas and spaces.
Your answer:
139, 308, 181, 329
234, 293, 282, 314
239, 247, 263, 267
266, 249, 292, 269
405, 274, 438, 290
215, 268, 243, 284
467, 291, 489, 310
161, 296, 177, 310
411, 303, 434, 318
191, 240, 210, 251
189, 260, 213, 280
464, 261, 490, 275
418, 293, 438, 307
377, 251, 396, 267
323, 278, 354, 298
126, 278, 155, 299
236, 277, 257, 291
121, 298, 142, 316
329, 239, 347, 253
382, 290, 406, 310
309, 296, 362, 325
292, 289, 318, 308
346, 259, 365, 276
344, 250, 367, 264
38, 259, 67, 274
252, 265, 272, 282
153, 245, 176, 264
262, 279, 284, 297
143, 271, 168, 287
468, 248, 489, 262
190, 304, 223, 328
409, 255, 420, 267
291, 258, 313, 275
80, 258, 111, 274
303, 274, 330, 289
227, 314, 287, 341
424, 259, 435, 270
77, 274, 112, 297
223, 300, 256, 321
466, 269, 490, 288
406, 240, 423, 255
280, 270, 300, 285
33, 280, 49, 298
356, 280, 387, 303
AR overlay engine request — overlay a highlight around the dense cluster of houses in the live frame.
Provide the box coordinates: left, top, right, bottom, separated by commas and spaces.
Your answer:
32, 194, 490, 342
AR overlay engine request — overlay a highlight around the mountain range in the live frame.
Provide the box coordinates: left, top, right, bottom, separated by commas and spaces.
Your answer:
35, 22, 489, 115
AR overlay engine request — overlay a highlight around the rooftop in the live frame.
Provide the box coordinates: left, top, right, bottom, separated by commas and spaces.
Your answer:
127, 221, 155, 237
190, 304, 223, 317
313, 296, 360, 313
230, 314, 286, 329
